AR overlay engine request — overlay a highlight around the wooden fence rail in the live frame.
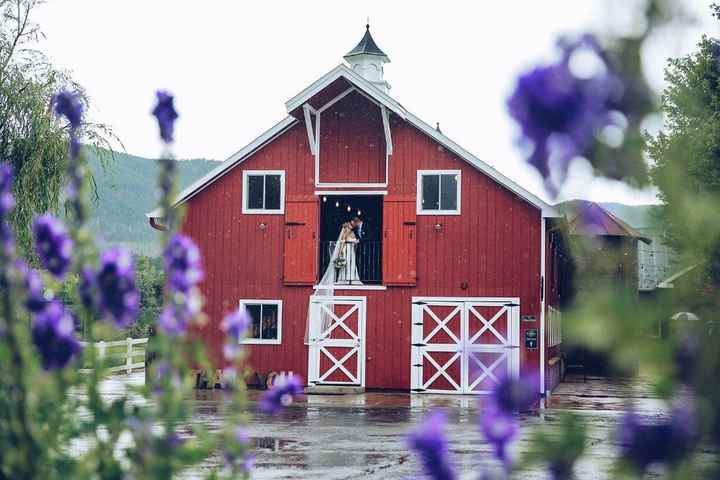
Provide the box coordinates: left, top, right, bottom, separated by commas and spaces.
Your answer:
79, 337, 148, 374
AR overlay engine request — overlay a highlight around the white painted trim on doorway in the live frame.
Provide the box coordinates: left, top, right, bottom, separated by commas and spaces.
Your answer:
314, 190, 388, 196
539, 217, 546, 396
303, 104, 317, 156
313, 284, 387, 291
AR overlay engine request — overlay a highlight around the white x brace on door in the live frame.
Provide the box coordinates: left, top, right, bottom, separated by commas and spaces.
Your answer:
308, 296, 366, 387
410, 297, 520, 394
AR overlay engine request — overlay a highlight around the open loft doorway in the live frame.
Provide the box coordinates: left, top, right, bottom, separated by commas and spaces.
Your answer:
319, 194, 383, 285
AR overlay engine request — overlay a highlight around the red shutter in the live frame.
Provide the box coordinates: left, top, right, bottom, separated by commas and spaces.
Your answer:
383, 200, 417, 285
283, 200, 318, 285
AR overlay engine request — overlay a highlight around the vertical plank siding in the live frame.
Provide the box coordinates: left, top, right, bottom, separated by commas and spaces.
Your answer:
181, 110, 543, 389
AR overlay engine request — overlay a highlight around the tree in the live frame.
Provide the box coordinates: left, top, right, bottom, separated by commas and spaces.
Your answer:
647, 9, 720, 284
0, 0, 115, 256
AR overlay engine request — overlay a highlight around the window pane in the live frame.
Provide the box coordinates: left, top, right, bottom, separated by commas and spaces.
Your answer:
260, 304, 278, 340
264, 175, 281, 210
421, 174, 440, 210
246, 304, 262, 339
247, 176, 264, 210
440, 174, 458, 211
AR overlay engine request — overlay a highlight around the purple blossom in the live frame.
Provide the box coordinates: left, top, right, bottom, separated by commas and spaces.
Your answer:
151, 90, 179, 143
479, 404, 519, 466
78, 266, 97, 311
618, 404, 698, 473
507, 38, 617, 195
15, 260, 48, 313
31, 300, 82, 370
32, 214, 73, 279
490, 374, 537, 414
259, 374, 304, 415
406, 410, 456, 480
96, 246, 139, 328
221, 308, 251, 342
51, 90, 83, 129
674, 334, 700, 385
158, 304, 190, 337
0, 163, 15, 217
164, 234, 203, 293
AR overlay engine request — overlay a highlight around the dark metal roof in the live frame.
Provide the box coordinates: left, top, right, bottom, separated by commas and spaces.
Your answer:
344, 24, 390, 61
561, 200, 652, 244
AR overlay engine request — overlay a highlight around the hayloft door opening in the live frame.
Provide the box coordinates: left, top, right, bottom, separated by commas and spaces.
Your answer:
318, 194, 383, 285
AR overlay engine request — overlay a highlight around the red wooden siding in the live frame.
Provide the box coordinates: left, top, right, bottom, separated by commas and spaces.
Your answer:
383, 200, 417, 285
318, 92, 386, 184
283, 201, 318, 284
180, 102, 543, 389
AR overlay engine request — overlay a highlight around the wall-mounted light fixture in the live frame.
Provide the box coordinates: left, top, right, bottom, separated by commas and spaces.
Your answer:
258, 222, 267, 230
434, 223, 443, 231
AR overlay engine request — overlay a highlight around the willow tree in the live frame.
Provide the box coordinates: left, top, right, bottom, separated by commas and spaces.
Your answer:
0, 0, 115, 256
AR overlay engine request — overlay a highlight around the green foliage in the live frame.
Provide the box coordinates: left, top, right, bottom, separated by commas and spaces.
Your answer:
131, 255, 164, 338
647, 32, 720, 283
83, 149, 217, 256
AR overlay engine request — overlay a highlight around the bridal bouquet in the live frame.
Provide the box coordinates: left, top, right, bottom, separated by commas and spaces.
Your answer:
333, 257, 347, 269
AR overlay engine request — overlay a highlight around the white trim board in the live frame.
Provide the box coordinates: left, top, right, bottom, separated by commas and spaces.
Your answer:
312, 284, 387, 291
314, 190, 388, 196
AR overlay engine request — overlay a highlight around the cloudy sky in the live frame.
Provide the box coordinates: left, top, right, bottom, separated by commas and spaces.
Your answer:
35, 0, 717, 205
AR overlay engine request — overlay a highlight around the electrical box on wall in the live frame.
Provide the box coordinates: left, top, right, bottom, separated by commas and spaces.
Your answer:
525, 329, 538, 349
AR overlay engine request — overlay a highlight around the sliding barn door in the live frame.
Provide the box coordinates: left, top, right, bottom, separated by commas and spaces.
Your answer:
283, 200, 318, 285
383, 200, 416, 285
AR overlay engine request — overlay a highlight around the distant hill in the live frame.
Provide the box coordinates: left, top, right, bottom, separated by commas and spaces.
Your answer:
86, 149, 219, 256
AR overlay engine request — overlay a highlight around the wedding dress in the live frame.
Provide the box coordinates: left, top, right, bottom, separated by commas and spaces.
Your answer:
336, 225, 362, 285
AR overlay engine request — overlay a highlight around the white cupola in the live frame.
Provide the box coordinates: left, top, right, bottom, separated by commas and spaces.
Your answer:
343, 24, 391, 93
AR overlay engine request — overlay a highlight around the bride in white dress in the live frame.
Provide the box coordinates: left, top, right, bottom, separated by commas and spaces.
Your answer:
335, 221, 362, 284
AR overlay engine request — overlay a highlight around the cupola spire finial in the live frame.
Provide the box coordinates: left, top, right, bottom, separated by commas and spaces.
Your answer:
344, 22, 391, 92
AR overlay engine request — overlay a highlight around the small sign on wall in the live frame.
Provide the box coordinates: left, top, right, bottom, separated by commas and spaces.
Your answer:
525, 329, 538, 349
522, 315, 536, 322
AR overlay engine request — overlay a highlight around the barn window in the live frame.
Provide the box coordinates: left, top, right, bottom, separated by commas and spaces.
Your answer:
416, 170, 461, 215
242, 170, 285, 214
238, 299, 282, 344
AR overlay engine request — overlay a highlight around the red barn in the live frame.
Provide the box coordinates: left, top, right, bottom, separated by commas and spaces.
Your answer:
149, 27, 564, 396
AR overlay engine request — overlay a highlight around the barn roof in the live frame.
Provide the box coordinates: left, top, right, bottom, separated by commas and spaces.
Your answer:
344, 24, 390, 62
148, 64, 561, 220
562, 200, 651, 243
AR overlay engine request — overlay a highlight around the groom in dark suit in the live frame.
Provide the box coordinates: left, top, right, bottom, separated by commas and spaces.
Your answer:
351, 216, 364, 282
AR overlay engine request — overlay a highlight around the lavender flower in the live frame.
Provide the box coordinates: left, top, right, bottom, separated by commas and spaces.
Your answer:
51, 90, 84, 129
507, 37, 617, 195
158, 304, 189, 337
15, 260, 48, 313
0, 163, 15, 217
221, 308, 251, 342
259, 375, 304, 415
96, 246, 139, 327
490, 374, 537, 413
223, 427, 254, 474
164, 234, 203, 293
406, 410, 456, 480
151, 90, 179, 143
32, 214, 73, 278
78, 266, 97, 311
31, 300, 82, 370
479, 404, 519, 466
618, 404, 698, 473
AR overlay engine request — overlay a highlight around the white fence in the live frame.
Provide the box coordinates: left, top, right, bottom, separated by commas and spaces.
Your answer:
80, 337, 148, 374
548, 306, 562, 347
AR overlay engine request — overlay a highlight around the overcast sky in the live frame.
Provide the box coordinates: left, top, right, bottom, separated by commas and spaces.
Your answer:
34, 0, 718, 205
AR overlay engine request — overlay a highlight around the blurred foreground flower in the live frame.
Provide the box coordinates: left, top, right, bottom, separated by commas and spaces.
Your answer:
508, 36, 620, 195
406, 410, 456, 480
164, 234, 203, 293
32, 214, 73, 279
260, 374, 303, 415
152, 90, 179, 144
31, 300, 82, 370
479, 403, 519, 467
95, 246, 139, 327
618, 403, 698, 474
221, 308, 251, 361
490, 374, 537, 413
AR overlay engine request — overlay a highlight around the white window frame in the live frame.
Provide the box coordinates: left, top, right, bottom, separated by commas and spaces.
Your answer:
241, 170, 286, 214
239, 299, 283, 345
416, 170, 461, 215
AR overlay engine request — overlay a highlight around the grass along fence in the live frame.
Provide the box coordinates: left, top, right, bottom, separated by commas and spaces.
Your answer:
79, 337, 148, 374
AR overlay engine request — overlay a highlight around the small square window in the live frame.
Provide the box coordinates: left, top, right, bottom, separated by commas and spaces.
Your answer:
242, 171, 285, 214
239, 300, 282, 344
417, 170, 461, 215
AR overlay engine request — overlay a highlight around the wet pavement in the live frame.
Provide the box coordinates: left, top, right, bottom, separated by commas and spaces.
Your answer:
97, 373, 696, 479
